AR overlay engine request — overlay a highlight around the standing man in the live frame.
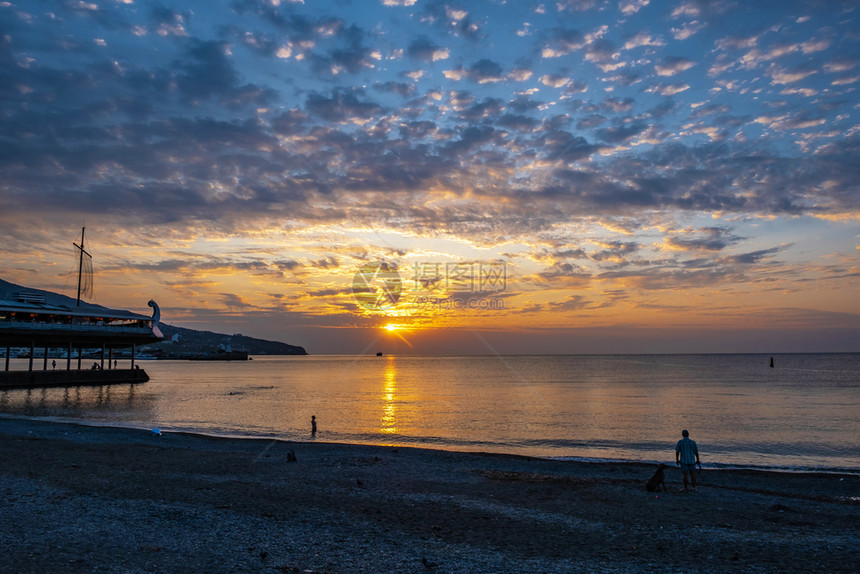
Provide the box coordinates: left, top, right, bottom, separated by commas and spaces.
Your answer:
311, 415, 317, 437
675, 429, 701, 492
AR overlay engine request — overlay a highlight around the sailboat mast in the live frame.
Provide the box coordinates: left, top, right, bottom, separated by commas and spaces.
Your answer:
76, 226, 86, 307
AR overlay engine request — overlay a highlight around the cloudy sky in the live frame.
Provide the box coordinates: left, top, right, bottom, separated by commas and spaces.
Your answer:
1, 0, 858, 354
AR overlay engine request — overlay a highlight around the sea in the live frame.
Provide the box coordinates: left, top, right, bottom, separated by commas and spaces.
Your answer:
1, 353, 858, 473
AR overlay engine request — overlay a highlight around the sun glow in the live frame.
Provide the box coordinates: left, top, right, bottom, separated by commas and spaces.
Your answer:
382, 323, 415, 348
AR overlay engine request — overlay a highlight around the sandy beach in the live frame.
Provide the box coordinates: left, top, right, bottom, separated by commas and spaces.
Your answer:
0, 418, 857, 573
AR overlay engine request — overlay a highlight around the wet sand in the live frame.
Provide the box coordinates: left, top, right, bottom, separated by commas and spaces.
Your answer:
0, 418, 857, 573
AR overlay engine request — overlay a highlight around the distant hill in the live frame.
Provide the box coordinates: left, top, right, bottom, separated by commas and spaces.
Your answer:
0, 278, 307, 356
142, 323, 307, 357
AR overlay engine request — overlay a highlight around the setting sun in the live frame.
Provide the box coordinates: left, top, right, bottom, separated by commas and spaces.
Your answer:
382, 323, 415, 348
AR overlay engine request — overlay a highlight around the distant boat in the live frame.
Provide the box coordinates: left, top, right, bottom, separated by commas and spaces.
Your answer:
376, 351, 383, 356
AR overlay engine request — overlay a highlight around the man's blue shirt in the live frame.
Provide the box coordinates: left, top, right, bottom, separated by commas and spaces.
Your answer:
675, 437, 698, 464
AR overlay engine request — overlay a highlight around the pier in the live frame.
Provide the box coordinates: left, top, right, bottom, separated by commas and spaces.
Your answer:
0, 283, 163, 388
0, 368, 149, 389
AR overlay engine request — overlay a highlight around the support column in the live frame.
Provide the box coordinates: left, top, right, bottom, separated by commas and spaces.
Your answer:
108, 347, 113, 369
67, 342, 72, 371
5, 346, 9, 371
100, 343, 105, 370
43, 346, 49, 370
131, 344, 136, 370
77, 347, 82, 370
28, 340, 34, 372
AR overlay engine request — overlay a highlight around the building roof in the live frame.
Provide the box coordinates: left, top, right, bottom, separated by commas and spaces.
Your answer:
0, 278, 161, 348
0, 279, 151, 321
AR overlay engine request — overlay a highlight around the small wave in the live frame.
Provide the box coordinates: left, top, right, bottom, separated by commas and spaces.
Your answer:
546, 456, 860, 476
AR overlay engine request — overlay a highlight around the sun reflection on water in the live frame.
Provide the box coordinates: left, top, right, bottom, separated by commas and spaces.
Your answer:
381, 357, 397, 434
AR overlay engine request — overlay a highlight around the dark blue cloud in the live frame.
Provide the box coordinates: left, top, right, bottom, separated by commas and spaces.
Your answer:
667, 228, 741, 252
421, 0, 483, 39
407, 36, 447, 61
305, 88, 384, 122
374, 81, 416, 98
175, 40, 240, 100
595, 121, 648, 143
311, 23, 374, 75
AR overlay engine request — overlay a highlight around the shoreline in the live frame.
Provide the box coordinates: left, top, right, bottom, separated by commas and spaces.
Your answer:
2, 413, 858, 477
1, 417, 858, 573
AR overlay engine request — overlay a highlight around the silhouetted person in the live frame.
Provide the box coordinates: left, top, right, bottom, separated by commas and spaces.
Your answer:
675, 429, 701, 492
311, 415, 317, 436
51, 359, 56, 370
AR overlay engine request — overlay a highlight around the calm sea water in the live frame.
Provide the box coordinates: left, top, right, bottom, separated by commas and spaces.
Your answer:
1, 354, 858, 471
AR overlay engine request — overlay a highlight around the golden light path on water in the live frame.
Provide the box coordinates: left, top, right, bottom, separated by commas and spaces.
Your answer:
381, 357, 397, 435
378, 323, 421, 435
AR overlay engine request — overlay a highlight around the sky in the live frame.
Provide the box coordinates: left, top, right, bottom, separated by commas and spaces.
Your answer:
1, 0, 858, 355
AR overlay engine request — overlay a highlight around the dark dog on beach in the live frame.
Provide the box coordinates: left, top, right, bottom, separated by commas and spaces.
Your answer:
645, 463, 667, 492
